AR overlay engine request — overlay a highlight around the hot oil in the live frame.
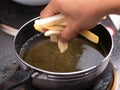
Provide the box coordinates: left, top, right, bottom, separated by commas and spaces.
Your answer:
19, 34, 108, 73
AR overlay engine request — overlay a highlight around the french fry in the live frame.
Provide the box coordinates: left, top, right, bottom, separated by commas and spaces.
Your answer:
102, 16, 106, 20
44, 30, 62, 36
34, 14, 99, 53
43, 25, 65, 31
59, 21, 67, 26
50, 35, 58, 42
34, 14, 66, 31
58, 39, 68, 53
80, 30, 99, 44
44, 30, 68, 53
42, 25, 99, 44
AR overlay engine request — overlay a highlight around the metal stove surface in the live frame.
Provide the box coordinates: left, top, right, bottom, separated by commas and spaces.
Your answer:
109, 28, 120, 90
0, 0, 45, 29
101, 18, 120, 90
0, 31, 19, 84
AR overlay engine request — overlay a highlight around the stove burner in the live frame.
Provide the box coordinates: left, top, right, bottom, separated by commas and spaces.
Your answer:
32, 63, 115, 90
0, 62, 115, 90
90, 63, 115, 90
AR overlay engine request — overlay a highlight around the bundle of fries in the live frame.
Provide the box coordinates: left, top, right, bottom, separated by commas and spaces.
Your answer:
34, 14, 99, 53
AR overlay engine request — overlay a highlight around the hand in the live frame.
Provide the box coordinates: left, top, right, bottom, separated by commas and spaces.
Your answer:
40, 0, 120, 42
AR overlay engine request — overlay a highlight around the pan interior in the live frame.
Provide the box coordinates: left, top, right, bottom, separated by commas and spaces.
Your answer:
19, 33, 108, 73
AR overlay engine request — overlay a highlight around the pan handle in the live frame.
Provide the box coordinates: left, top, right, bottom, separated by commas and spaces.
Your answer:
0, 71, 32, 90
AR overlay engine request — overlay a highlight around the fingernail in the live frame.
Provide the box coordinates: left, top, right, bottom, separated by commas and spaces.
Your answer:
60, 38, 67, 43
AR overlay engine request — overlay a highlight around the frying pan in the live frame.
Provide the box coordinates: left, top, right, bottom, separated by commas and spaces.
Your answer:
12, 0, 49, 6
1, 17, 114, 90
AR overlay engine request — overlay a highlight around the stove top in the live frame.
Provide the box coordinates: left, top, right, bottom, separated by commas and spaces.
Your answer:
0, 62, 115, 90
0, 0, 45, 29
0, 0, 120, 90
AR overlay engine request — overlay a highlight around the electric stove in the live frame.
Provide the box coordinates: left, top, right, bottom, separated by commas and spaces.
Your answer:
0, 0, 120, 90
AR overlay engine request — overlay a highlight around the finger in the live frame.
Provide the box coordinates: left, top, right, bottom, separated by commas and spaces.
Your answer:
40, 1, 59, 18
60, 24, 79, 42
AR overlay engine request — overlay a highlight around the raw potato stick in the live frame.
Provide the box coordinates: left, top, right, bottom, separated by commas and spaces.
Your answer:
43, 25, 65, 31
58, 39, 68, 53
50, 35, 58, 42
43, 25, 99, 44
34, 14, 99, 53
80, 30, 99, 44
44, 30, 68, 53
34, 14, 67, 32
44, 30, 62, 36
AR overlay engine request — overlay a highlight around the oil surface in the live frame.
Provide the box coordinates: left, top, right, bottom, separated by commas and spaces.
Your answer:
20, 34, 108, 73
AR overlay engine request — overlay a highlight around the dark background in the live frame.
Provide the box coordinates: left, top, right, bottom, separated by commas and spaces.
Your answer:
0, 0, 45, 28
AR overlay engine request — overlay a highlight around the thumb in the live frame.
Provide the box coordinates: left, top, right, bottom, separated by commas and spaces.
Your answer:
40, 1, 59, 18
